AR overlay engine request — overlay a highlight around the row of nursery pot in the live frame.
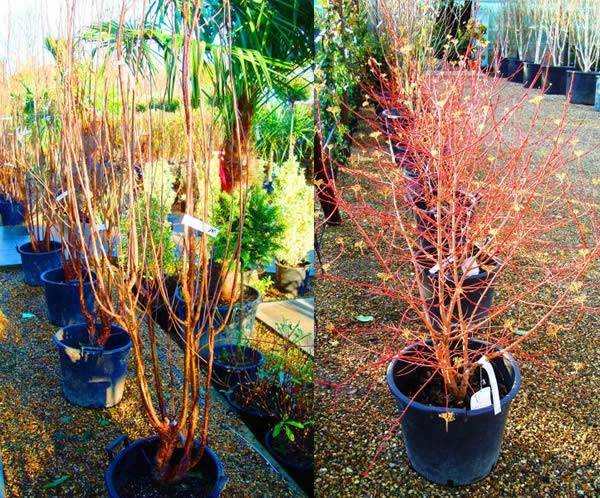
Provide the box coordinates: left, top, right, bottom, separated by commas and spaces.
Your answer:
496, 58, 600, 108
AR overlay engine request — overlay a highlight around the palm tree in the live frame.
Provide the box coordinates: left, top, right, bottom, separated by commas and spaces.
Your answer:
81, 0, 313, 192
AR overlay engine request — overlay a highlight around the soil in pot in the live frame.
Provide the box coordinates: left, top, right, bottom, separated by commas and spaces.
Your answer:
207, 344, 265, 390
17, 240, 62, 286
41, 267, 96, 327
566, 70, 600, 105
105, 436, 226, 498
387, 339, 521, 486
226, 382, 279, 435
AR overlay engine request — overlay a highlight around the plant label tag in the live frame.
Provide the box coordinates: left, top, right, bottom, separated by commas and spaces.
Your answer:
462, 257, 479, 277
96, 223, 107, 231
56, 191, 68, 202
477, 356, 502, 415
470, 386, 492, 410
181, 214, 219, 237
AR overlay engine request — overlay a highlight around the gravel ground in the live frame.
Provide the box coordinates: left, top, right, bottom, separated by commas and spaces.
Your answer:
314, 81, 600, 497
0, 267, 303, 497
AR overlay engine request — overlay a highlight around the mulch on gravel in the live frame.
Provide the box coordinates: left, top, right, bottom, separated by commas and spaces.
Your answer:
0, 267, 304, 497
315, 81, 600, 497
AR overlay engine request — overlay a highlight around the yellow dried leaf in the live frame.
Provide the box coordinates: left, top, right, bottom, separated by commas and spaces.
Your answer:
369, 131, 382, 139
528, 95, 544, 105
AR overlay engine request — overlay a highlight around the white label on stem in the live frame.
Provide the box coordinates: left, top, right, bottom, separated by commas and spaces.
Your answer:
477, 356, 501, 415
429, 256, 454, 275
181, 214, 219, 237
462, 256, 480, 277
56, 191, 68, 202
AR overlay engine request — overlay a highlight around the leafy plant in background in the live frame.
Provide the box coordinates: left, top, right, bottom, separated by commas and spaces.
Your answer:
271, 155, 313, 267
212, 184, 285, 272
120, 160, 178, 279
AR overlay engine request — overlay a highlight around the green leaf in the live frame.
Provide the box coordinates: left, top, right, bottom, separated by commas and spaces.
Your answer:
284, 425, 295, 442
355, 315, 374, 322
514, 329, 527, 336
272, 422, 283, 438
21, 313, 35, 319
59, 415, 74, 424
43, 476, 69, 489
286, 420, 305, 429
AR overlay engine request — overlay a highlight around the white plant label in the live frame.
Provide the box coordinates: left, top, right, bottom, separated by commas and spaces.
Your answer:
470, 386, 492, 410
429, 256, 454, 275
477, 356, 501, 415
56, 191, 68, 202
96, 223, 107, 231
181, 214, 219, 238
461, 256, 480, 277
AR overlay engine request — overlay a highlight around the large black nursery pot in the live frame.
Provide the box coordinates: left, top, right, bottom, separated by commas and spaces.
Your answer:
499, 58, 523, 83
0, 198, 24, 226
53, 323, 132, 408
540, 65, 574, 95
275, 260, 310, 296
17, 241, 62, 286
595, 78, 600, 112
566, 70, 600, 106
265, 429, 314, 495
225, 383, 278, 435
41, 268, 96, 327
174, 285, 261, 349
386, 339, 521, 486
522, 62, 542, 89
205, 344, 265, 390
416, 250, 500, 329
105, 435, 227, 498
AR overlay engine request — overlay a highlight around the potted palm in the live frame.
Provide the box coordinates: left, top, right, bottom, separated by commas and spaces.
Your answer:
566, 0, 600, 105
271, 155, 314, 296
331, 62, 599, 486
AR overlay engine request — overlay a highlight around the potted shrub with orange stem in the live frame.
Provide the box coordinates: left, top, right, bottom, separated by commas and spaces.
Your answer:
323, 55, 599, 485
59, 0, 254, 493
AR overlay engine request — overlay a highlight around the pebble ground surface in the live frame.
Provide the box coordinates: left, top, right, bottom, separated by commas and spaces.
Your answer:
0, 267, 303, 497
315, 80, 600, 497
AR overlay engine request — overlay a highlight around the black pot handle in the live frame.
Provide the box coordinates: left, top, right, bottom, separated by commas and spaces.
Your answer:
106, 434, 130, 462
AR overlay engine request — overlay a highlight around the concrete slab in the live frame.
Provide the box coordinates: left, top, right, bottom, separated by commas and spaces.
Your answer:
0, 226, 30, 267
256, 298, 314, 356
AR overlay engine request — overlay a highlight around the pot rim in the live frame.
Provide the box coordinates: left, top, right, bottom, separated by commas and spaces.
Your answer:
17, 240, 62, 255
226, 382, 276, 418
414, 248, 502, 283
210, 344, 265, 371
386, 338, 521, 417
104, 435, 227, 497
275, 259, 310, 270
566, 69, 600, 76
53, 323, 132, 356
41, 267, 97, 287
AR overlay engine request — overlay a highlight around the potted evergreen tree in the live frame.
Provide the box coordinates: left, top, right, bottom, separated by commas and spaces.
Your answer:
271, 155, 314, 296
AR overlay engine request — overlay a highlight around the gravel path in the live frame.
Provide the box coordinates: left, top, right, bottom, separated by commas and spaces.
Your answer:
0, 267, 302, 497
314, 80, 600, 497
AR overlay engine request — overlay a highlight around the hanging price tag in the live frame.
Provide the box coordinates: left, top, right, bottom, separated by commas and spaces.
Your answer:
181, 214, 219, 237
477, 356, 501, 415
56, 191, 68, 202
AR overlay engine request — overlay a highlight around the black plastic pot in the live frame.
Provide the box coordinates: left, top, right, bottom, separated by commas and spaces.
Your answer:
522, 62, 542, 89
105, 435, 227, 498
566, 70, 600, 106
386, 339, 521, 485
207, 344, 265, 390
596, 78, 600, 112
415, 249, 500, 329
225, 383, 278, 435
174, 285, 261, 349
41, 268, 96, 327
541, 65, 573, 95
499, 58, 523, 82
16, 241, 62, 286
265, 429, 314, 496
53, 323, 132, 408
0, 199, 24, 225
275, 261, 309, 296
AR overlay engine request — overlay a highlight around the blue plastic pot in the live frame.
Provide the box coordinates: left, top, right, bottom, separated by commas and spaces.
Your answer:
595, 78, 600, 112
53, 323, 132, 408
41, 268, 96, 327
206, 344, 265, 390
16, 241, 62, 286
265, 429, 314, 495
104, 435, 227, 498
174, 285, 261, 349
387, 339, 521, 486
0, 199, 24, 225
